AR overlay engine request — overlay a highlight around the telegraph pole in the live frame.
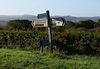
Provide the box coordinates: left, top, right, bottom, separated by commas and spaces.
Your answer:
46, 10, 53, 53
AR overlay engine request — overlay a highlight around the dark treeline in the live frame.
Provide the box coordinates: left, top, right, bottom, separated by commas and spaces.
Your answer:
0, 19, 100, 31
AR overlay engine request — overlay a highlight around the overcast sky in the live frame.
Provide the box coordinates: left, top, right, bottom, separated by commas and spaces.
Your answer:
0, 0, 100, 16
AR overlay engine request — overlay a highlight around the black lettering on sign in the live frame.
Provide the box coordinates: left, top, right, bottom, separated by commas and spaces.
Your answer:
35, 24, 44, 26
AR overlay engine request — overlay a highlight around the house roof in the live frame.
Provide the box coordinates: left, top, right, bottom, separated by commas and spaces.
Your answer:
52, 18, 62, 21
51, 17, 65, 23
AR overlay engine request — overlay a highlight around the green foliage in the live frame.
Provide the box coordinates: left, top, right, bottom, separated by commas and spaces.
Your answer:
65, 21, 76, 28
79, 20, 95, 29
0, 31, 40, 50
0, 30, 100, 55
64, 20, 96, 30
1, 19, 99, 31
0, 48, 100, 69
96, 19, 100, 28
7, 20, 32, 30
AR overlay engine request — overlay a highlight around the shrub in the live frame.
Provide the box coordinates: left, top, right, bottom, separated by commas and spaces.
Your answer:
0, 30, 100, 55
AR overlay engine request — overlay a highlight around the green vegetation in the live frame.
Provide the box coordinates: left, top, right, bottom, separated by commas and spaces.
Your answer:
0, 19, 100, 69
6, 20, 32, 31
1, 19, 99, 31
0, 48, 100, 69
0, 30, 100, 55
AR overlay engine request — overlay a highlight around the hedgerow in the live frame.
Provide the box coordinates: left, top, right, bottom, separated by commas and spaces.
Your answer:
0, 30, 100, 55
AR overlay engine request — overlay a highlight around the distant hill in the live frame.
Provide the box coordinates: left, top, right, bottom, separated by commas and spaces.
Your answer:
0, 15, 100, 26
0, 15, 36, 21
0, 15, 36, 26
52, 16, 100, 22
63, 16, 100, 22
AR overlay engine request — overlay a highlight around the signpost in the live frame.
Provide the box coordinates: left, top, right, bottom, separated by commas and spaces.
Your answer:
31, 10, 53, 53
31, 18, 48, 27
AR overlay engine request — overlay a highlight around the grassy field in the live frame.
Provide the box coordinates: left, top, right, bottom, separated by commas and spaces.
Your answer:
0, 48, 100, 69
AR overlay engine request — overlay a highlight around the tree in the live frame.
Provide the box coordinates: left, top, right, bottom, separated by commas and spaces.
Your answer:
7, 20, 32, 30
95, 19, 100, 32
65, 21, 76, 28
95, 19, 100, 27
0, 26, 3, 30
79, 20, 96, 29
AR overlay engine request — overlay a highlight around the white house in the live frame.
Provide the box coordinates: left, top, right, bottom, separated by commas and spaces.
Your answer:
52, 18, 65, 26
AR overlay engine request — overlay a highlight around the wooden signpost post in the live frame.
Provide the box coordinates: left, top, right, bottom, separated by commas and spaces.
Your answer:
46, 10, 53, 53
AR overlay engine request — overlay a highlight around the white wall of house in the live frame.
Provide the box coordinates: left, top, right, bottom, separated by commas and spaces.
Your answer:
52, 19, 64, 26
